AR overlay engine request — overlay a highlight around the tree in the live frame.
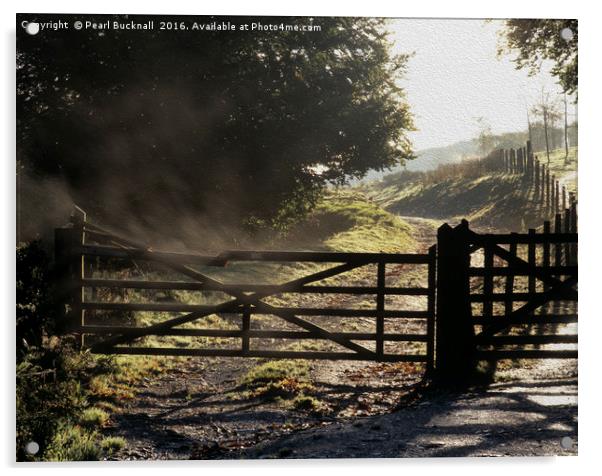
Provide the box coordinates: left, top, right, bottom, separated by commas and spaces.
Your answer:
17, 15, 414, 244
475, 117, 497, 155
563, 92, 569, 163
498, 19, 577, 96
531, 88, 562, 164
526, 105, 533, 146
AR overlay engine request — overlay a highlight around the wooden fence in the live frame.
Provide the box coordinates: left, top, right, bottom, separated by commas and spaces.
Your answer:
55, 204, 577, 378
435, 218, 577, 375
482, 140, 577, 220
55, 210, 436, 367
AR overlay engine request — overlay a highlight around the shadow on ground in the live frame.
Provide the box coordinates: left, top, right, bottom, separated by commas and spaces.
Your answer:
231, 375, 577, 459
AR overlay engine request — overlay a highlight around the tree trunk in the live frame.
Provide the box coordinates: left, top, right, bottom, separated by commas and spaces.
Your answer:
544, 108, 551, 164
564, 93, 569, 163
527, 107, 533, 146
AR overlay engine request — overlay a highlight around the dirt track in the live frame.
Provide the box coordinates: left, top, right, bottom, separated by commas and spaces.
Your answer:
104, 356, 577, 460
235, 362, 578, 459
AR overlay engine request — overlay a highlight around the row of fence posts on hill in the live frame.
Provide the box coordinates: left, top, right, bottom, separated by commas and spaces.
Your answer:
495, 140, 578, 265
495, 140, 577, 221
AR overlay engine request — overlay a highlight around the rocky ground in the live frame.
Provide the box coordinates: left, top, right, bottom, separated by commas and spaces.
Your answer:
236, 362, 578, 459
103, 355, 577, 460
104, 356, 426, 460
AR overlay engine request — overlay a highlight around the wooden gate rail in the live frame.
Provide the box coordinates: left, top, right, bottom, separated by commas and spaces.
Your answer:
56, 212, 436, 366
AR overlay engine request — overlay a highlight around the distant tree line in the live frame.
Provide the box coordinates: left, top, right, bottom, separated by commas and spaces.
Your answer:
476, 120, 577, 158
497, 20, 578, 165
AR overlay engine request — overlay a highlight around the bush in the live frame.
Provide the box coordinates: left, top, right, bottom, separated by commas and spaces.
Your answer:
15, 339, 128, 460
16, 240, 133, 461
16, 348, 88, 460
16, 343, 128, 460
16, 241, 58, 354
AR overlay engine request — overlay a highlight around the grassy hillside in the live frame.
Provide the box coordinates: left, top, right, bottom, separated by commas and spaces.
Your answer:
537, 147, 578, 195
363, 147, 577, 232
284, 189, 416, 253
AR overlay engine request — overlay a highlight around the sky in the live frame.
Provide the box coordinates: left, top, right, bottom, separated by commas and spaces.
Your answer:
389, 19, 575, 151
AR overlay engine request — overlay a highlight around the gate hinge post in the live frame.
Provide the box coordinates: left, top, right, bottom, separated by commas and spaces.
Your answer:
434, 221, 476, 382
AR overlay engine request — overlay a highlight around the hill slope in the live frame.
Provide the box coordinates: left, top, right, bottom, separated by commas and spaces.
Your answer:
283, 189, 417, 253
360, 139, 480, 183
363, 147, 577, 233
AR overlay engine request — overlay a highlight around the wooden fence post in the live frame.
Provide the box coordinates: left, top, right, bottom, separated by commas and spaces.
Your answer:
543, 220, 551, 292
560, 185, 567, 210
426, 245, 436, 373
540, 163, 546, 203
511, 149, 515, 173
534, 159, 540, 197
528, 229, 536, 293
525, 141, 534, 182
376, 260, 386, 358
551, 175, 557, 214
435, 220, 475, 381
483, 246, 493, 319
242, 304, 251, 355
570, 199, 578, 264
505, 236, 518, 315
545, 168, 551, 212
71, 208, 86, 348
554, 213, 562, 269
564, 208, 571, 266
54, 208, 86, 345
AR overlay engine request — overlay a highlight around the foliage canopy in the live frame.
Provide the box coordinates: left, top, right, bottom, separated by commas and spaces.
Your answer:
17, 15, 414, 240
498, 19, 577, 96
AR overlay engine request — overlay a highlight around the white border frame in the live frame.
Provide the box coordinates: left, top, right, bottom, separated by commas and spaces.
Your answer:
2, 1, 599, 474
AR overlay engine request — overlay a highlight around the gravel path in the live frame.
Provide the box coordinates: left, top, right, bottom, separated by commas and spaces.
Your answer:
234, 361, 577, 459
105, 353, 577, 460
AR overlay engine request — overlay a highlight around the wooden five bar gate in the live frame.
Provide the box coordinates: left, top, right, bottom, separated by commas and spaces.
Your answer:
55, 208, 577, 378
55, 209, 436, 368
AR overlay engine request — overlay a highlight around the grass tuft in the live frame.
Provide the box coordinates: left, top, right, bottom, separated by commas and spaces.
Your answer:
44, 424, 102, 461
242, 360, 310, 387
80, 407, 110, 428
101, 436, 126, 454
239, 360, 315, 401
292, 394, 327, 413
